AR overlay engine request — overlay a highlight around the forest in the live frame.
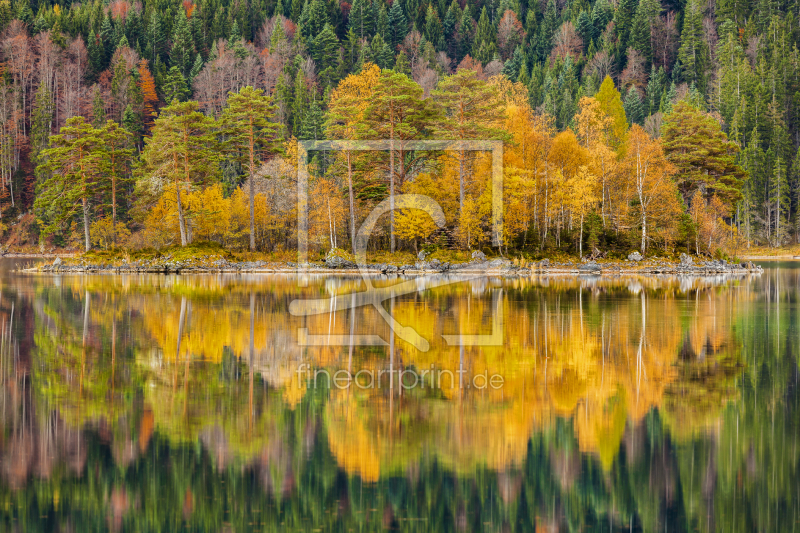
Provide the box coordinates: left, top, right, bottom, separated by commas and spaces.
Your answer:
0, 0, 791, 256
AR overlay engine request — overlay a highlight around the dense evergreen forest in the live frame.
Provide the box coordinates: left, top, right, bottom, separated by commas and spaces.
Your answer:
0, 0, 793, 255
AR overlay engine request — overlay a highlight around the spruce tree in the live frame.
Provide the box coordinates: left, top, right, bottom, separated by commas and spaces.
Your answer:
349, 0, 373, 39
424, 4, 443, 49
313, 24, 340, 73
576, 11, 594, 51
537, 0, 557, 61
473, 6, 496, 63
144, 11, 165, 63
30, 83, 54, 166
300, 95, 325, 140
623, 86, 644, 125
388, 0, 409, 49
92, 86, 106, 127
456, 8, 473, 61
164, 66, 190, 103
171, 9, 195, 77
677, 0, 708, 90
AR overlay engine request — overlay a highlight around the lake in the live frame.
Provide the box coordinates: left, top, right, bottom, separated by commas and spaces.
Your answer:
0, 259, 797, 532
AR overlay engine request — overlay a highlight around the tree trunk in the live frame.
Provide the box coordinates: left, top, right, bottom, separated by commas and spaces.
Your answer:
249, 122, 256, 252
112, 174, 117, 246
458, 148, 465, 217
82, 196, 91, 252
347, 152, 355, 251
176, 182, 188, 247
640, 212, 646, 254
390, 135, 395, 253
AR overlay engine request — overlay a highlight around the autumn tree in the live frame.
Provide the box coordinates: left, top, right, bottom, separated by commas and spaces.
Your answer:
622, 125, 681, 253
220, 86, 281, 251
138, 59, 159, 133
326, 63, 381, 250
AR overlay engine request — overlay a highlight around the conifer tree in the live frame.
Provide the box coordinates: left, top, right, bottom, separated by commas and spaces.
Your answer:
388, 0, 409, 49
678, 0, 709, 90
171, 9, 195, 77
473, 6, 496, 63
98, 120, 134, 234
138, 100, 220, 246
662, 100, 746, 207
30, 83, 54, 166
432, 69, 505, 219
144, 11, 166, 63
220, 86, 280, 251
349, 0, 373, 39
35, 117, 106, 252
164, 66, 190, 103
424, 4, 443, 49
624, 86, 644, 125
364, 70, 440, 252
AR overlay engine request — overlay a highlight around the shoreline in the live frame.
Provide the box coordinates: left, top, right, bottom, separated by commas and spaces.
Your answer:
23, 256, 765, 277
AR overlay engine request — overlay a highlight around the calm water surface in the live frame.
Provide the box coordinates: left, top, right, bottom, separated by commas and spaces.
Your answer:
0, 259, 799, 532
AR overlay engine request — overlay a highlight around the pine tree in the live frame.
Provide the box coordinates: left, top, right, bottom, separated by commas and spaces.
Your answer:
97, 120, 134, 234
220, 86, 280, 251
432, 69, 505, 219
364, 70, 440, 251
662, 100, 746, 207
138, 100, 220, 246
35, 117, 106, 252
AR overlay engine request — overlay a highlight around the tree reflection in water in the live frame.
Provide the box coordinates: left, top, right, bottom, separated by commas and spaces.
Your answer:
0, 266, 797, 532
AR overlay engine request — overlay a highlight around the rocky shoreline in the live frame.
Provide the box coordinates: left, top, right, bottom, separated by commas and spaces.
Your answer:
29, 251, 763, 276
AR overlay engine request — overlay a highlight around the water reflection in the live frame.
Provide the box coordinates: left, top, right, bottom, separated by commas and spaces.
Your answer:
1, 265, 798, 531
